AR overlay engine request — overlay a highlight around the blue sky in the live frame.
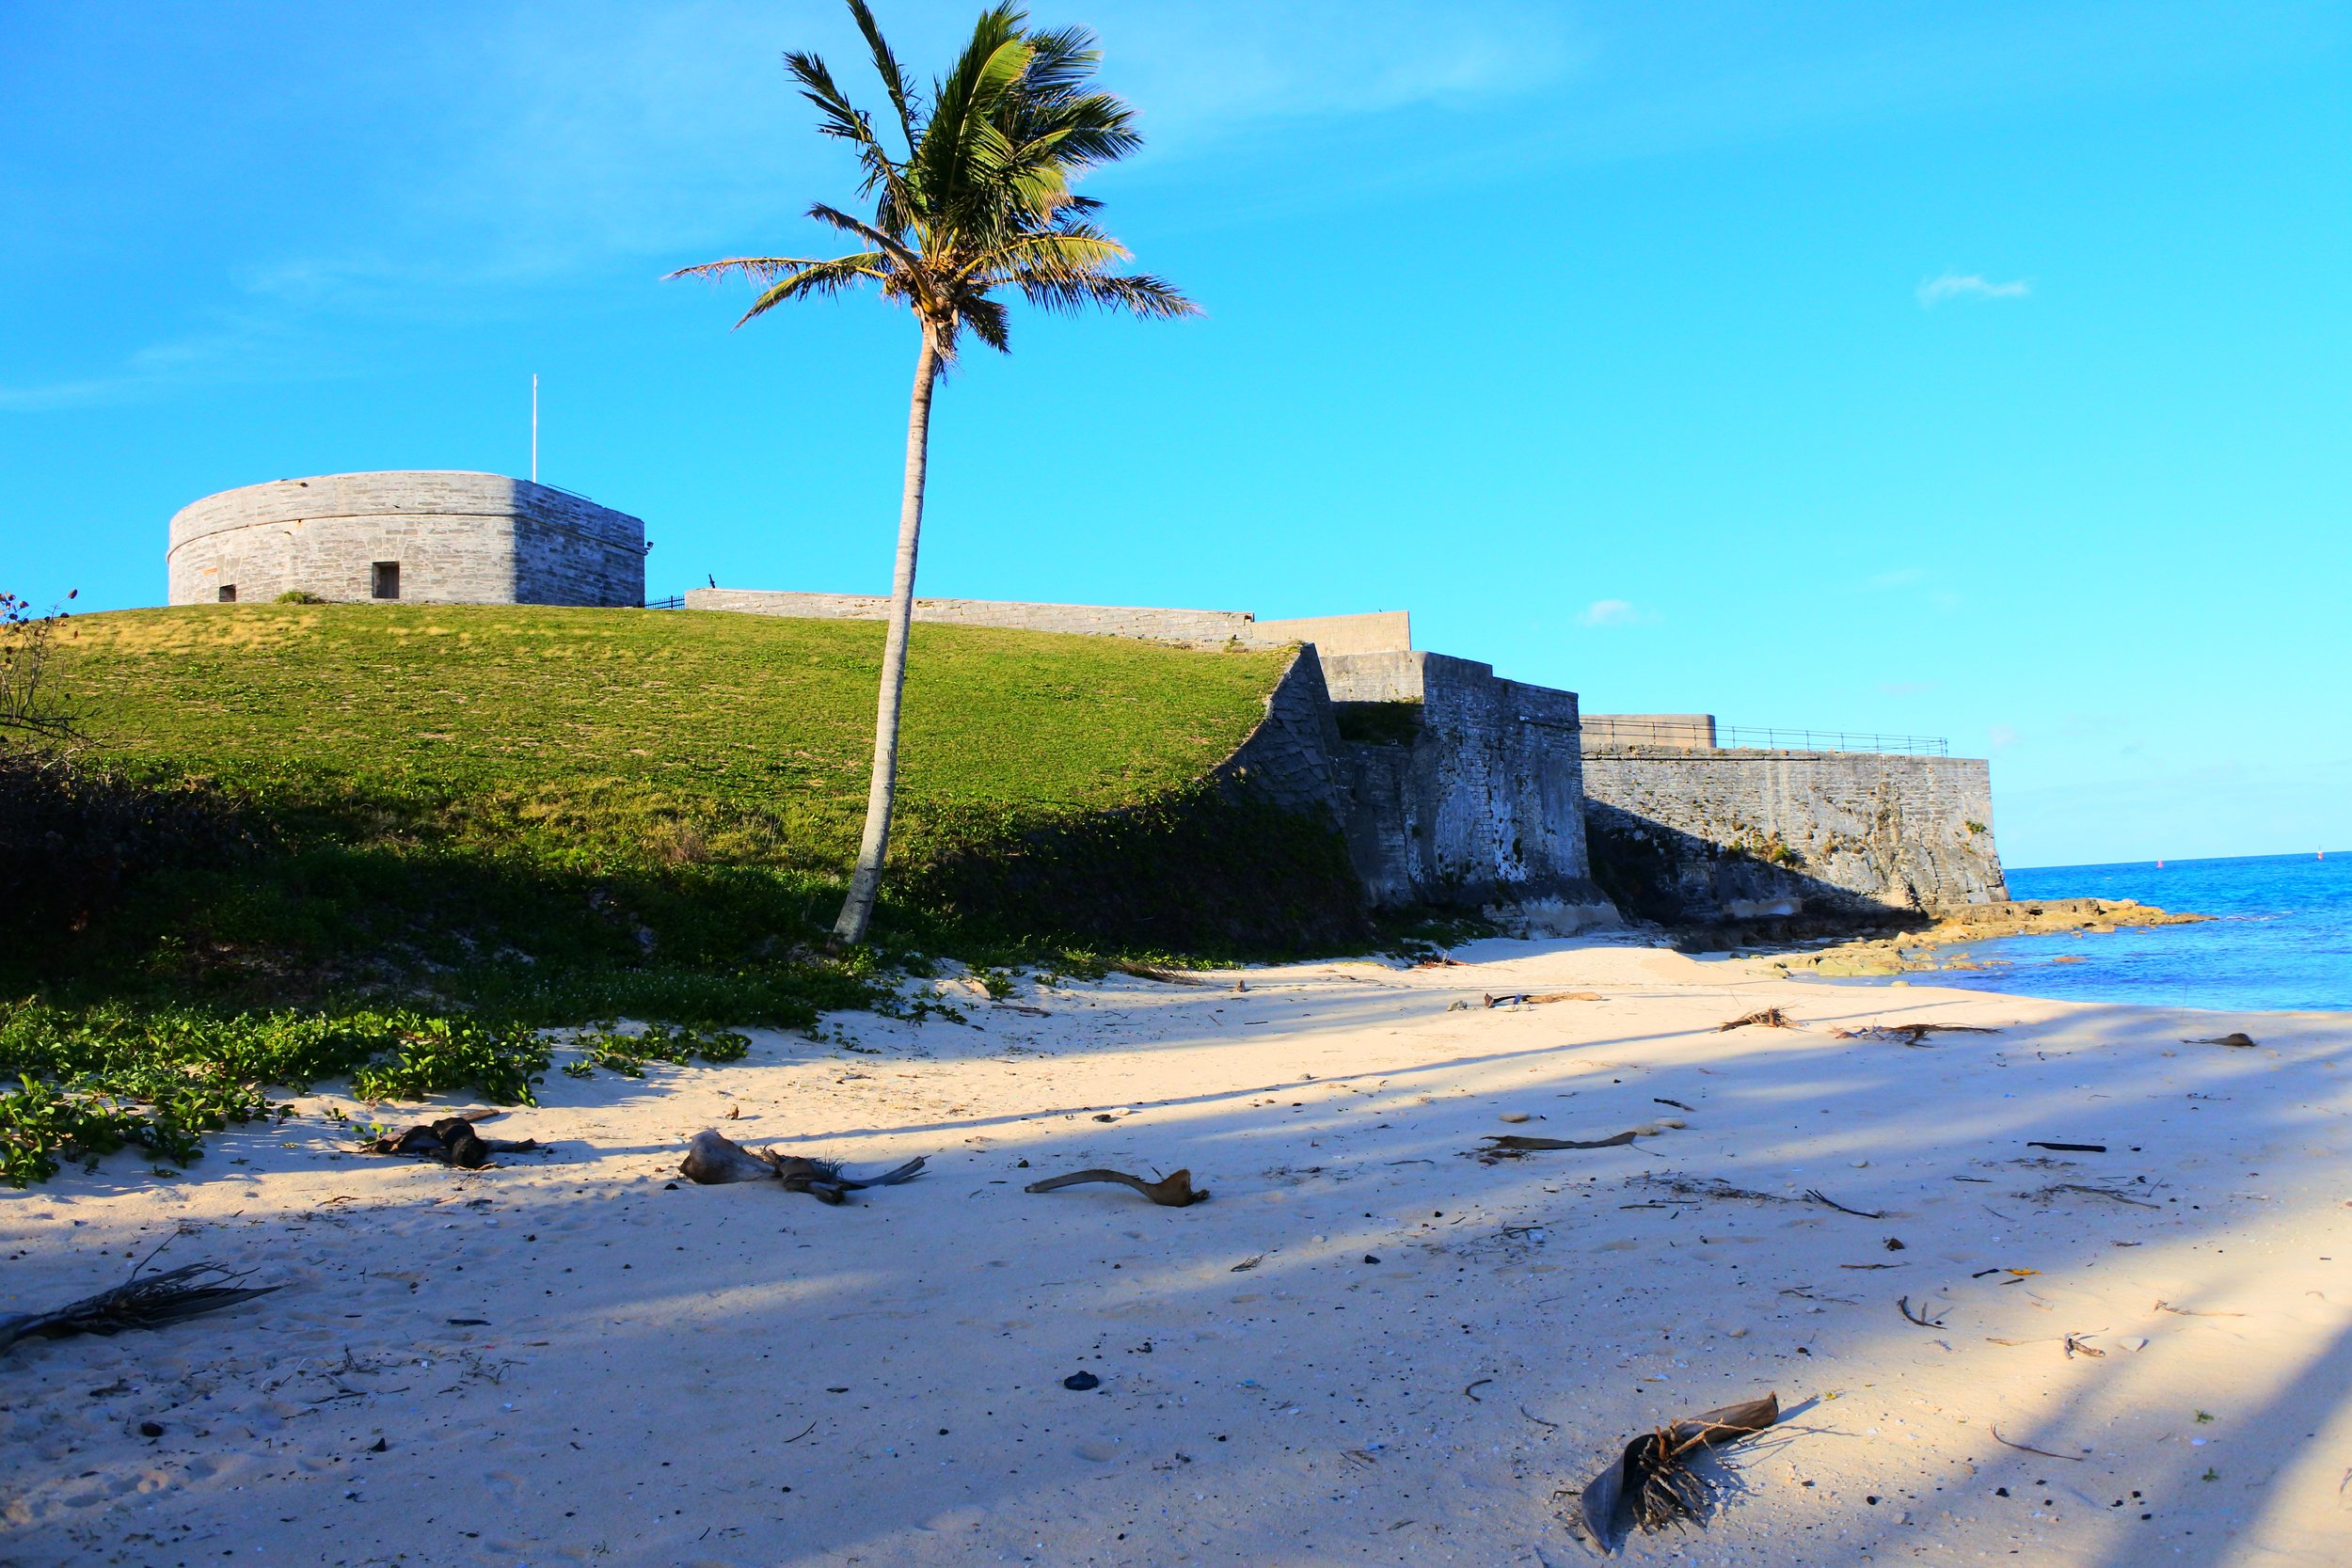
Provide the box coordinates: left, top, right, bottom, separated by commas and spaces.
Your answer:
4, 1, 2347, 867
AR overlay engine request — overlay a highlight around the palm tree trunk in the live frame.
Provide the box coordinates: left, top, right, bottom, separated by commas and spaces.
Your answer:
832, 332, 942, 945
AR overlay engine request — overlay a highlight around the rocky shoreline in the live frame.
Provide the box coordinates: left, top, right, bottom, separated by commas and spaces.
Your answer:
1772, 895, 2207, 978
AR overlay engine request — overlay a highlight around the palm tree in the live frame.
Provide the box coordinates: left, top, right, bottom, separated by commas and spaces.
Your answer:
669, 1, 1194, 946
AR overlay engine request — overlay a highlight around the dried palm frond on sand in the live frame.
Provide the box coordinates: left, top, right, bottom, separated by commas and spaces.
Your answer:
0, 1264, 278, 1356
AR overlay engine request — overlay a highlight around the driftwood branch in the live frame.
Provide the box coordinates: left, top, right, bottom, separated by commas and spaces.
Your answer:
677, 1130, 926, 1204
1023, 1168, 1208, 1207
1898, 1294, 1947, 1328
1479, 1120, 1683, 1158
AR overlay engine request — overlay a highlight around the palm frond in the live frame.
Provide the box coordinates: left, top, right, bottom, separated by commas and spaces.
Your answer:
663, 255, 836, 284
736, 253, 887, 326
0, 1265, 278, 1355
1014, 271, 1199, 320
960, 294, 1011, 355
784, 50, 877, 154
845, 0, 923, 153
1014, 24, 1099, 98
807, 203, 919, 263
917, 9, 1030, 226
962, 228, 1130, 284
786, 47, 914, 216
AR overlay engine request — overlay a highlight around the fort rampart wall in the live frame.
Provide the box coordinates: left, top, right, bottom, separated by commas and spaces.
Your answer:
1580, 750, 2007, 921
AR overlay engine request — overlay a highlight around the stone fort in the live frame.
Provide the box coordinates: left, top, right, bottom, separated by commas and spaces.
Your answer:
164, 472, 2007, 929
167, 470, 645, 608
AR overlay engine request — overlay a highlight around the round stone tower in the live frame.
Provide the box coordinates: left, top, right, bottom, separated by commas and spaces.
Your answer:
167, 471, 647, 607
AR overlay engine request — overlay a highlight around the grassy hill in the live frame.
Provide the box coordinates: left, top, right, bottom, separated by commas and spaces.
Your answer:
2, 603, 1370, 1180
16, 602, 1368, 1010
57, 603, 1290, 876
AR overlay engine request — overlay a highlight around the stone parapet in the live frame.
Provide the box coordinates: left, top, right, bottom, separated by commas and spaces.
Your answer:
684, 588, 1257, 647
1249, 611, 1410, 656
1581, 714, 1718, 751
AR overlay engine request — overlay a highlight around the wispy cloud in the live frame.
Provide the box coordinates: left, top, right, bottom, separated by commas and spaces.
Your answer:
1579, 598, 1652, 627
0, 319, 310, 411
1918, 273, 2031, 306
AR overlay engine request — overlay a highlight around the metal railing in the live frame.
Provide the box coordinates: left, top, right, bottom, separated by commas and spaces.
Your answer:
1716, 726, 1948, 757
643, 594, 687, 610
1581, 716, 1949, 756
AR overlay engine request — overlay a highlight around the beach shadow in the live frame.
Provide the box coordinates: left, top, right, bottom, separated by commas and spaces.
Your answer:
4, 957, 2347, 1567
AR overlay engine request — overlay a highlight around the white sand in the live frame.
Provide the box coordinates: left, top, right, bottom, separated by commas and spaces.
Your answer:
5, 938, 2348, 1567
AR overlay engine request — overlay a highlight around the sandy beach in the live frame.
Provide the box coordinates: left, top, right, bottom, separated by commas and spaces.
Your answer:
5, 937, 2346, 1568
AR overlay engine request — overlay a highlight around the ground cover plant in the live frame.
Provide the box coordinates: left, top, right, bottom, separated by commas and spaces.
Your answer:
2, 603, 1363, 1181
0, 1003, 550, 1186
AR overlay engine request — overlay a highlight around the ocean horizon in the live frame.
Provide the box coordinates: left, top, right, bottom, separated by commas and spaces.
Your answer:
1900, 850, 2351, 1013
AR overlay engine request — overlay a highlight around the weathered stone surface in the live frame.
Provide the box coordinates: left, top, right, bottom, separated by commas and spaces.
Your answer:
1212, 647, 1352, 822
1580, 749, 2007, 923
167, 471, 644, 607
1320, 651, 1613, 923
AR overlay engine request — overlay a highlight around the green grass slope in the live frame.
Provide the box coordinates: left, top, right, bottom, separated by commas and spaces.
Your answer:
61, 604, 1285, 870
22, 604, 1364, 1009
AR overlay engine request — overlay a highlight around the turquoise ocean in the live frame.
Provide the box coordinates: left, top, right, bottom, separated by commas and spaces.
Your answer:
1915, 852, 2351, 1013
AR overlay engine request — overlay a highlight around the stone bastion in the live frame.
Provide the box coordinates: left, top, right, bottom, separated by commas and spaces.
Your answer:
167, 471, 646, 608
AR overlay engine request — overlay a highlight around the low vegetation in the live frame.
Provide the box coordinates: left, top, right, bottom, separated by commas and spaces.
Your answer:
2, 603, 1367, 1181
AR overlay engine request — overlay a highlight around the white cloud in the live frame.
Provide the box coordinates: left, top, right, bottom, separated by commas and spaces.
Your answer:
1579, 598, 1650, 627
1918, 273, 2031, 306
1987, 723, 2020, 750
